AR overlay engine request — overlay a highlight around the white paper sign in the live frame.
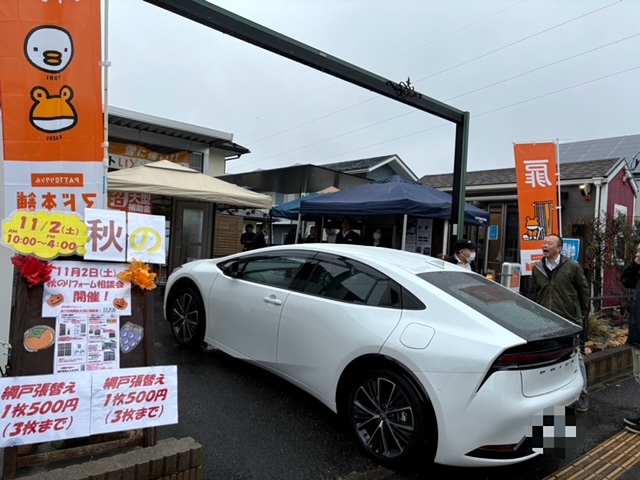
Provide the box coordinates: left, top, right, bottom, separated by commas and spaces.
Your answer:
0, 372, 92, 447
54, 305, 120, 373
83, 208, 127, 261
43, 261, 132, 316
126, 213, 166, 264
90, 366, 178, 435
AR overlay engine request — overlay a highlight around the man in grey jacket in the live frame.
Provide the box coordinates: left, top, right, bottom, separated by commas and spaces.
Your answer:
531, 234, 590, 412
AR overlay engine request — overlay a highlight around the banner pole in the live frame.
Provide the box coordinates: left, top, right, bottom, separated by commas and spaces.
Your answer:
556, 139, 562, 237
102, 0, 111, 209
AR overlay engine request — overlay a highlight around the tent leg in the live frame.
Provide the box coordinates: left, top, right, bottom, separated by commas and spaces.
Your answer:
401, 215, 408, 251
295, 213, 302, 243
442, 220, 449, 256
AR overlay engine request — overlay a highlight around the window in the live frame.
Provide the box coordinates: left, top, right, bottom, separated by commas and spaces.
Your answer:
236, 256, 308, 289
417, 271, 580, 341
303, 259, 378, 304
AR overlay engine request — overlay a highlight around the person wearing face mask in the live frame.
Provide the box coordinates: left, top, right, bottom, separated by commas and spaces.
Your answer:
446, 239, 478, 272
372, 228, 384, 247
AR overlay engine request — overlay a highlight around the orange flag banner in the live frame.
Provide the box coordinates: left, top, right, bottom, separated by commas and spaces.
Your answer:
514, 142, 560, 275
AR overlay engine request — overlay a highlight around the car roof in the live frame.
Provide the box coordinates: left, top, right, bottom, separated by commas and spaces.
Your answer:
247, 244, 452, 275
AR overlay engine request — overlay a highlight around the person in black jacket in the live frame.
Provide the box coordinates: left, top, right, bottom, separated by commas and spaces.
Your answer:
335, 217, 360, 245
247, 223, 269, 250
240, 224, 255, 251
621, 242, 640, 433
445, 239, 477, 273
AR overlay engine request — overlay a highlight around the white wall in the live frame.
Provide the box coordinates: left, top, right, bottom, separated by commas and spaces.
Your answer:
0, 109, 13, 352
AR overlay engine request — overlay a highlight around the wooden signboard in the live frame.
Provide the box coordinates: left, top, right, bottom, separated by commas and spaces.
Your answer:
2, 266, 157, 479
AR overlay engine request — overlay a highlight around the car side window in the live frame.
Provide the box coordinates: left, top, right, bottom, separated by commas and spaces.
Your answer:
304, 259, 378, 304
236, 256, 307, 289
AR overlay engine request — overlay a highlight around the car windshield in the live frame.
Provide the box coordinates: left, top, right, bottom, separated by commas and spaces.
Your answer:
416, 271, 581, 341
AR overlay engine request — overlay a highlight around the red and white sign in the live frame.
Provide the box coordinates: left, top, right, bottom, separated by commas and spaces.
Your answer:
91, 366, 178, 435
0, 366, 178, 446
0, 372, 91, 448
43, 261, 132, 317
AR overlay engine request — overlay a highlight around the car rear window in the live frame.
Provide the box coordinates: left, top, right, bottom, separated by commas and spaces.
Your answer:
416, 271, 581, 341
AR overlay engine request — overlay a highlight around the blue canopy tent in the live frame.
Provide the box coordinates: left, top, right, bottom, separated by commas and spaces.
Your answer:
299, 176, 489, 226
270, 192, 320, 220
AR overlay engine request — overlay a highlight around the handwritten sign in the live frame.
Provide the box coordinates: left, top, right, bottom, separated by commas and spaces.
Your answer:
84, 208, 127, 262
0, 373, 91, 448
43, 261, 131, 317
91, 366, 178, 435
1, 210, 88, 259
127, 212, 166, 264
0, 366, 178, 446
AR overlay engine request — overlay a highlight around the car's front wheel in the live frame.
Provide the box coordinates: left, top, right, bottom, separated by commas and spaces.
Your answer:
347, 369, 431, 468
167, 286, 205, 347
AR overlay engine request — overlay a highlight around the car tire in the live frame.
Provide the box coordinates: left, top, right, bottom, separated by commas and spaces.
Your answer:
347, 369, 432, 468
167, 286, 206, 347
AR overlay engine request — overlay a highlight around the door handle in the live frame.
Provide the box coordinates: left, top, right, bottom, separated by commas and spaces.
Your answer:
263, 295, 282, 306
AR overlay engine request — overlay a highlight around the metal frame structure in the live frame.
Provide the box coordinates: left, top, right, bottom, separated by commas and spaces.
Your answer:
144, 0, 471, 239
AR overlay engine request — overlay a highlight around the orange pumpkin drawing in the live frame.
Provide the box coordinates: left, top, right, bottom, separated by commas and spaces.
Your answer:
47, 293, 64, 307
113, 298, 128, 310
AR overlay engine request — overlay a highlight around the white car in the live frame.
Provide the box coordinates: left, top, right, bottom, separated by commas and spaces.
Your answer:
164, 244, 583, 468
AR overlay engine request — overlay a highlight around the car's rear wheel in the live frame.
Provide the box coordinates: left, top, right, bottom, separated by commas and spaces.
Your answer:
168, 286, 205, 347
347, 369, 430, 468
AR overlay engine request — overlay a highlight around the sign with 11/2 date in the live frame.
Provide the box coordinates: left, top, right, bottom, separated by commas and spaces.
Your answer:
1, 211, 88, 259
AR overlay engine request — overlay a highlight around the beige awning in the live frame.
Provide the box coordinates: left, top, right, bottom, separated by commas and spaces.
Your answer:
107, 160, 272, 209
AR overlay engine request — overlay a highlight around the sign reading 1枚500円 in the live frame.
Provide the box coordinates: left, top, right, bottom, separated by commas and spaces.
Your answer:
1, 210, 88, 259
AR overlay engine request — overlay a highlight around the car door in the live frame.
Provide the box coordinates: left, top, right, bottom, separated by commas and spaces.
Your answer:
208, 251, 314, 368
277, 253, 403, 403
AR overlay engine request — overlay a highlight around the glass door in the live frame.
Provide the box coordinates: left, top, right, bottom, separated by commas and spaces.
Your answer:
169, 200, 213, 273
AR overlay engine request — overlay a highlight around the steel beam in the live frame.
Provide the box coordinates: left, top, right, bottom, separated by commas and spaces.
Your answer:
144, 0, 470, 241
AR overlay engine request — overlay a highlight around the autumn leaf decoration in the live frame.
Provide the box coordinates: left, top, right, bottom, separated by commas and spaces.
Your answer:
11, 255, 53, 288
118, 260, 157, 291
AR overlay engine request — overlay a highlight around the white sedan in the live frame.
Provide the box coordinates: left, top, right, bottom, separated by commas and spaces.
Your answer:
164, 244, 583, 468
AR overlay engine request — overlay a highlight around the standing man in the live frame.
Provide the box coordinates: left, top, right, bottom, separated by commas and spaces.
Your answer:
446, 239, 478, 273
247, 223, 269, 250
531, 234, 590, 412
240, 224, 255, 251
621, 242, 640, 433
335, 217, 361, 244
305, 226, 317, 243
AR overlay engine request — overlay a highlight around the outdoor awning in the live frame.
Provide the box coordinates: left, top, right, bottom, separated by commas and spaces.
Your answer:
107, 160, 272, 209
299, 175, 490, 226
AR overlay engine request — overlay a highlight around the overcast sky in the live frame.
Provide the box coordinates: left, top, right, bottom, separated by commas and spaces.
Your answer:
108, 0, 640, 178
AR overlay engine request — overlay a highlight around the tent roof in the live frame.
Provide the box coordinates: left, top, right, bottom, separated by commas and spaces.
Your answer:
107, 160, 272, 208
299, 175, 489, 226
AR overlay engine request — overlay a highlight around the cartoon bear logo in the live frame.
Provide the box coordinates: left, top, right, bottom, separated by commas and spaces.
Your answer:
522, 216, 542, 241
24, 26, 74, 73
29, 85, 78, 133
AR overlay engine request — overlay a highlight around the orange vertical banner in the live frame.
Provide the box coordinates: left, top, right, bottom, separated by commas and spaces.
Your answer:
514, 142, 560, 276
0, 0, 103, 216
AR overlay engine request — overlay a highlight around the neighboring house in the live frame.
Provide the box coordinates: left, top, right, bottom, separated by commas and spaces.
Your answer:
420, 135, 639, 301
322, 154, 418, 182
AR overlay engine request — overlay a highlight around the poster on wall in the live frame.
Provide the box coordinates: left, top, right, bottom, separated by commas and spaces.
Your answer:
43, 261, 132, 317
415, 219, 433, 255
54, 304, 120, 374
0, 0, 105, 218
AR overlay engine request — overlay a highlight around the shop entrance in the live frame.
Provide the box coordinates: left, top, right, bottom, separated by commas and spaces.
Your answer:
170, 200, 214, 274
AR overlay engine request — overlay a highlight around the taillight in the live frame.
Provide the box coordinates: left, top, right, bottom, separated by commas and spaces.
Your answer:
493, 346, 577, 369
478, 334, 579, 391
